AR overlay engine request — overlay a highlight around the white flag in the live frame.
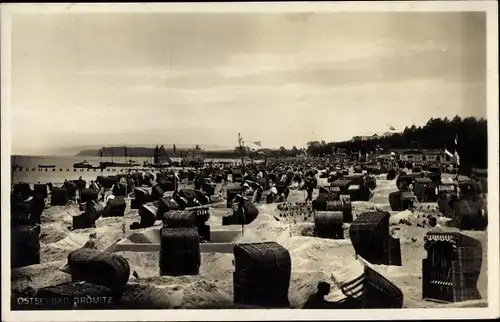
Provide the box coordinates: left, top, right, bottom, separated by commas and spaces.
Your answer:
455, 151, 460, 166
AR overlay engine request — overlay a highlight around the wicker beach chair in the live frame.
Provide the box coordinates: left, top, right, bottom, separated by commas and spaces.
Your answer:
422, 232, 482, 303
233, 242, 291, 308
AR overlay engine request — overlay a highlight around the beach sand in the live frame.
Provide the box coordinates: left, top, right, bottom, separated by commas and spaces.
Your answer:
11, 175, 488, 309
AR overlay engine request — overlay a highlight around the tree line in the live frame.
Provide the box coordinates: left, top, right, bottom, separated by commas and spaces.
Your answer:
75, 116, 487, 168
306, 116, 488, 168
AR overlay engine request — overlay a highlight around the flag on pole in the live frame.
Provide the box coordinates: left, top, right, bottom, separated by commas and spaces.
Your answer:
389, 125, 395, 131
454, 135, 460, 166
455, 150, 460, 166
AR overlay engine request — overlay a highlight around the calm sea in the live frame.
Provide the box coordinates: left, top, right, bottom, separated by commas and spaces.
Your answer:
11, 155, 246, 184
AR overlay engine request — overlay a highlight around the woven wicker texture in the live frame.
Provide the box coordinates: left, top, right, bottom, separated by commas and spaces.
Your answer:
314, 211, 344, 239
422, 232, 482, 303
156, 197, 180, 218
389, 191, 413, 211
453, 200, 484, 230
162, 210, 197, 228
349, 212, 401, 266
362, 265, 404, 308
160, 228, 201, 276
67, 248, 130, 292
326, 200, 343, 211
233, 242, 291, 307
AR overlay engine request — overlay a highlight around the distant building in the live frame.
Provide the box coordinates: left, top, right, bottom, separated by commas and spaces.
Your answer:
351, 132, 394, 142
390, 149, 458, 165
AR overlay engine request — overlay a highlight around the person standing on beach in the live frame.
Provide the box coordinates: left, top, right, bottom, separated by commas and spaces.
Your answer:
305, 176, 314, 203
231, 193, 248, 231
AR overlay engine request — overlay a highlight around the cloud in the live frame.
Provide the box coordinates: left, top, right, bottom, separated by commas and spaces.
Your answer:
9, 12, 487, 154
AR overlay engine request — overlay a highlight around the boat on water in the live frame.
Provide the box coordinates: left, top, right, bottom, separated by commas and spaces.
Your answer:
100, 160, 139, 168
143, 161, 170, 168
73, 160, 94, 169
144, 145, 172, 168
181, 145, 204, 167
38, 164, 56, 168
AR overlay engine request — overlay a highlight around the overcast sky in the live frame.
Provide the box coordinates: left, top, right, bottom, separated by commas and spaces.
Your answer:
10, 11, 486, 154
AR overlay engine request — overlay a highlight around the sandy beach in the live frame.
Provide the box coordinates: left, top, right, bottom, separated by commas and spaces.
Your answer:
10, 173, 488, 309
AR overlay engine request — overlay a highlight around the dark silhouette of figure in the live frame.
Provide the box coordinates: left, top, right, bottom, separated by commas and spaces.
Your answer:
305, 177, 314, 202
303, 282, 331, 309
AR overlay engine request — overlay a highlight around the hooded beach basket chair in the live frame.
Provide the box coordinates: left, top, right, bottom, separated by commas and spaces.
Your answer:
332, 257, 404, 309
103, 196, 126, 217
314, 211, 344, 239
160, 227, 201, 276
62, 248, 130, 294
422, 232, 482, 303
233, 242, 291, 308
138, 203, 157, 228
388, 191, 415, 211
349, 212, 402, 266
11, 224, 40, 268
51, 187, 70, 206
